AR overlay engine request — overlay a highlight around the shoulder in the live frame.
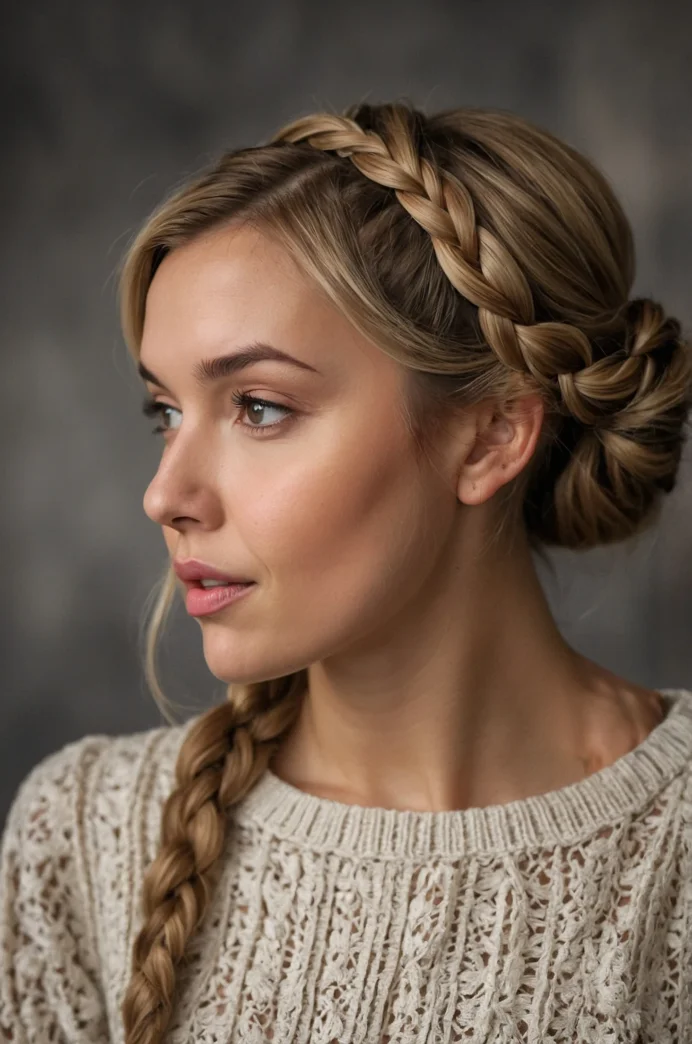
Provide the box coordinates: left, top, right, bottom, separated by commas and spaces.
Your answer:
0, 717, 194, 1041
1, 712, 202, 905
3, 718, 187, 855
653, 688, 692, 848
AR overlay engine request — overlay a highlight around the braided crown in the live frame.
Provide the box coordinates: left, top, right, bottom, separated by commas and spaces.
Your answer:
270, 105, 691, 531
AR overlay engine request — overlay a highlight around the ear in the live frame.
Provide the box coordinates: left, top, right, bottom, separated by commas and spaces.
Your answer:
457, 393, 545, 506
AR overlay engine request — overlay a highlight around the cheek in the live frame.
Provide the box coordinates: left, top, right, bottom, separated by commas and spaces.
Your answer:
238, 425, 449, 639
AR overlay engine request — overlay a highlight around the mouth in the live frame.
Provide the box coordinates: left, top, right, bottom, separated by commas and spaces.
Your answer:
173, 558, 256, 586
184, 579, 257, 617
183, 579, 256, 590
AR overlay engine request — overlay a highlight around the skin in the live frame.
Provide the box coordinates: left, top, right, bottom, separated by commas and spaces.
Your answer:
139, 221, 665, 814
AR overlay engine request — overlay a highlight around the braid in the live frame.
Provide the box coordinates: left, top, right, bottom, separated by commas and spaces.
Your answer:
271, 107, 601, 378
545, 298, 691, 546
272, 107, 544, 371
121, 675, 305, 1044
272, 105, 692, 547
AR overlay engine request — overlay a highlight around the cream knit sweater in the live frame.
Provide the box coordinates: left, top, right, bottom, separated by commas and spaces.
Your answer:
2, 686, 692, 1043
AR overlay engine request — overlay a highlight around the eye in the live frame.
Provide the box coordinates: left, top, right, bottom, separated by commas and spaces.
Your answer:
141, 397, 181, 434
229, 390, 294, 435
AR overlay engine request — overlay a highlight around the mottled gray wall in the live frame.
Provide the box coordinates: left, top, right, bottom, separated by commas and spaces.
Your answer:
2, 0, 691, 826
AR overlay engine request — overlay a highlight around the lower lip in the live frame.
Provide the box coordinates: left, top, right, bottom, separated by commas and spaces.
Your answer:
185, 582, 256, 617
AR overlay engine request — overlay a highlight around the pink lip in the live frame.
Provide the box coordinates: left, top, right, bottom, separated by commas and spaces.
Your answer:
185, 581, 256, 617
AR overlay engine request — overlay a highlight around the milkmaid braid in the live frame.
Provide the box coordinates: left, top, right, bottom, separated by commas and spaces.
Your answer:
271, 106, 692, 547
119, 101, 692, 1042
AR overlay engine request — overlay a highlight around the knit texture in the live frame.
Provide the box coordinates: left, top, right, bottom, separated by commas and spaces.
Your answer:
2, 687, 692, 1043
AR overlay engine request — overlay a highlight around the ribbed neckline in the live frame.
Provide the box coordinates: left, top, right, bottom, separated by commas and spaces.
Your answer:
233, 688, 692, 859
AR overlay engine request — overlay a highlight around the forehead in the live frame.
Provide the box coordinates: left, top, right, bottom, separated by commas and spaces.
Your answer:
139, 222, 399, 388
143, 223, 319, 335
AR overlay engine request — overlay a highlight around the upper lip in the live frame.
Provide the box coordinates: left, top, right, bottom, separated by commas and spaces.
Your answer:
173, 558, 255, 584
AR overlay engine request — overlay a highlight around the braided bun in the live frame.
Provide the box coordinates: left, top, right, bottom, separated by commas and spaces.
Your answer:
523, 297, 691, 547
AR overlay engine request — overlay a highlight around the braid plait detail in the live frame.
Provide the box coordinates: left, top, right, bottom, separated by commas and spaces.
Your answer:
121, 680, 304, 1044
589, 299, 691, 487
528, 298, 691, 547
271, 109, 606, 409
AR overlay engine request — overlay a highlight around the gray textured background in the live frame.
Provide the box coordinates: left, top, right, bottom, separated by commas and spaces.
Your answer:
2, 0, 691, 827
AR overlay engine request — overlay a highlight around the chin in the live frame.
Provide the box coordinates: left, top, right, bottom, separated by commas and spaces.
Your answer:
199, 644, 299, 688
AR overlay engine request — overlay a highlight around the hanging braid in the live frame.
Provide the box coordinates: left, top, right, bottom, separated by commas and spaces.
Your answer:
118, 100, 692, 1041
121, 674, 305, 1043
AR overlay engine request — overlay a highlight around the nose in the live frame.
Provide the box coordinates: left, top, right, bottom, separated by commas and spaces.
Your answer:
143, 440, 223, 531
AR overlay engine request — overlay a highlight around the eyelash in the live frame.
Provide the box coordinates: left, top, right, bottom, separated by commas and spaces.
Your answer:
141, 391, 294, 438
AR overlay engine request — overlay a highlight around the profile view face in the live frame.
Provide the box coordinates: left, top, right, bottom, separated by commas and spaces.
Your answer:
139, 221, 463, 686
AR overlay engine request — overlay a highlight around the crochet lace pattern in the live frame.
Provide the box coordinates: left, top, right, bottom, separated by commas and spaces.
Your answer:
2, 686, 692, 1042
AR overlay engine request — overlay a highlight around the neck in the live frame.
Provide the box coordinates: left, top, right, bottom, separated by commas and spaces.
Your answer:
270, 526, 662, 812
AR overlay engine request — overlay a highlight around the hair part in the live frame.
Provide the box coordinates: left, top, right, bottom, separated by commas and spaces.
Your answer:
118, 100, 692, 1042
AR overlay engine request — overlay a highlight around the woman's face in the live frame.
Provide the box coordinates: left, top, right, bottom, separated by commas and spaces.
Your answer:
139, 222, 459, 683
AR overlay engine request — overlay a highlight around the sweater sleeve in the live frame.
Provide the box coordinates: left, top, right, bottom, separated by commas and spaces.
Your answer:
0, 738, 113, 1043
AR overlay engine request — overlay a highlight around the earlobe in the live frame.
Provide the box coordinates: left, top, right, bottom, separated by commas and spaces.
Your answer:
457, 461, 507, 506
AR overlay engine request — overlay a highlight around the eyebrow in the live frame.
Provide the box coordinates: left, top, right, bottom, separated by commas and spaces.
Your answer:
137, 341, 320, 392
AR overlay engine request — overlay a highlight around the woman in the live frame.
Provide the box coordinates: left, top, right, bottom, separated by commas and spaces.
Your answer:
1, 100, 691, 1043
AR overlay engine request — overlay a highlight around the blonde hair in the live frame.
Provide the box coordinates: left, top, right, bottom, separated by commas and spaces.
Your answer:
118, 101, 692, 1042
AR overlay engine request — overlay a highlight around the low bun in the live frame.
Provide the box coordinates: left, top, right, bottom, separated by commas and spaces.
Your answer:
524, 297, 692, 549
